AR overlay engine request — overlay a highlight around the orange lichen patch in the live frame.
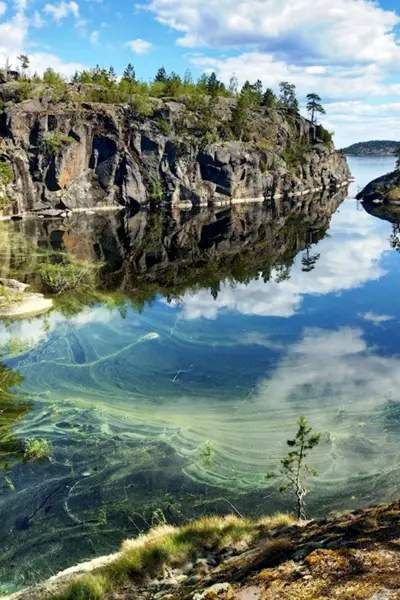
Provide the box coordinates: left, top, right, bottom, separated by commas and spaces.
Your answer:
251, 548, 400, 600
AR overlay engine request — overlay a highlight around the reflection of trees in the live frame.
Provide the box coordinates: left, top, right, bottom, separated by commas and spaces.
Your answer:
301, 249, 321, 273
0, 364, 33, 489
301, 229, 324, 273
390, 223, 400, 252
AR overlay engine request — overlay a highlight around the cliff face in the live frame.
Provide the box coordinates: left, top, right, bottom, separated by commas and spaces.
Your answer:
0, 91, 350, 215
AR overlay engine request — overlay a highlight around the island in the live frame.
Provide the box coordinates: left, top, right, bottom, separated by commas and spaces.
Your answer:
341, 140, 399, 156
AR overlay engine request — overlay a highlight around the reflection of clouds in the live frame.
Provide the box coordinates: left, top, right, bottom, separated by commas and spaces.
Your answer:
173, 202, 390, 320
361, 312, 394, 325
250, 326, 400, 480
0, 306, 117, 352
265, 327, 400, 405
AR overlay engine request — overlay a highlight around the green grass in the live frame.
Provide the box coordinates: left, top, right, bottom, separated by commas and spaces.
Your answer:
51, 514, 299, 600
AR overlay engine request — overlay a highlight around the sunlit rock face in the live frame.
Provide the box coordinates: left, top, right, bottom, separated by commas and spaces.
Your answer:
0, 94, 350, 214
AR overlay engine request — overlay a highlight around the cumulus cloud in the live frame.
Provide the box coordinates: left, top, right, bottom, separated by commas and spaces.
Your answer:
125, 38, 152, 54
142, 0, 400, 65
44, 1, 80, 21
361, 312, 394, 325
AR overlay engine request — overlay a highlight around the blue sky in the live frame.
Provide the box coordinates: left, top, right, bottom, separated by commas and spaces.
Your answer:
1, 0, 400, 146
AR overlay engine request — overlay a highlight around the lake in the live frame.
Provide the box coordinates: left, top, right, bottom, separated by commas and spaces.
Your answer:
0, 155, 398, 590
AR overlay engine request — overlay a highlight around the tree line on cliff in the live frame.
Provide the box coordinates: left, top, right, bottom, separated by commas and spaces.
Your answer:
5, 56, 327, 129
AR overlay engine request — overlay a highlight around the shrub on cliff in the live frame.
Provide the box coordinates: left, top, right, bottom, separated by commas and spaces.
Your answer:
45, 133, 74, 158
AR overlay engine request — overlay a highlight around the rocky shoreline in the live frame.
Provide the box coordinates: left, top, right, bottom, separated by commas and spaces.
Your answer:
7, 500, 400, 600
0, 85, 350, 216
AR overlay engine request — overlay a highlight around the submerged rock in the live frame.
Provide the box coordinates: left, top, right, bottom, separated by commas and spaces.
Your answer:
0, 279, 53, 320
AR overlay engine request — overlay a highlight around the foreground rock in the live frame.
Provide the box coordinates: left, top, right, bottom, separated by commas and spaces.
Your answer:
357, 168, 400, 204
8, 500, 400, 600
0, 86, 350, 215
0, 278, 53, 319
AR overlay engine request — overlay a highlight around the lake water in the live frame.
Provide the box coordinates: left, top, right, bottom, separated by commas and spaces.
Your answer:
0, 155, 398, 590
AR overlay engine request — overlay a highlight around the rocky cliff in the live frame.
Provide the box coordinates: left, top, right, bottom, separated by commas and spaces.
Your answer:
0, 85, 350, 215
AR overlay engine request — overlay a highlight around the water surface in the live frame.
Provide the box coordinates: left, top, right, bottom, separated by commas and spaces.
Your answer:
0, 155, 399, 589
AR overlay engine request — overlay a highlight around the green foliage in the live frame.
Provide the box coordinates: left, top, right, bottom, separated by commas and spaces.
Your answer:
230, 93, 251, 140
341, 140, 399, 156
130, 87, 153, 117
283, 134, 311, 170
0, 161, 14, 186
157, 118, 172, 134
262, 88, 277, 108
39, 261, 96, 295
43, 68, 65, 86
154, 66, 168, 83
17, 54, 30, 75
150, 177, 163, 202
23, 438, 51, 463
306, 93, 326, 124
15, 80, 32, 103
278, 81, 299, 112
267, 416, 321, 519
317, 126, 334, 147
122, 63, 136, 84
45, 133, 74, 158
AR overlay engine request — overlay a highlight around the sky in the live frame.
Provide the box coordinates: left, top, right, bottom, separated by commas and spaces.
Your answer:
1, 0, 400, 146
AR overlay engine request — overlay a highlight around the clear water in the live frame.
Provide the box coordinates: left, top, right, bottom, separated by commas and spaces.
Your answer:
0, 155, 399, 589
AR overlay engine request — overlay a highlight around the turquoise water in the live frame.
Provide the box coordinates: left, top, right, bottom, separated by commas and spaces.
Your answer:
0, 155, 399, 589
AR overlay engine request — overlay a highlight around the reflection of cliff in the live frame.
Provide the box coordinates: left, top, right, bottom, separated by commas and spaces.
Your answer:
10, 189, 348, 301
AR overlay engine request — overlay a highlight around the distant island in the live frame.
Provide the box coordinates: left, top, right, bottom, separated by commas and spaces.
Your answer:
341, 140, 399, 156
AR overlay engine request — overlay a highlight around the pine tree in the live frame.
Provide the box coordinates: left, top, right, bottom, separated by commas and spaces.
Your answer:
123, 63, 136, 84
306, 93, 326, 124
278, 81, 299, 112
262, 88, 277, 108
17, 54, 30, 78
266, 416, 321, 519
154, 66, 167, 83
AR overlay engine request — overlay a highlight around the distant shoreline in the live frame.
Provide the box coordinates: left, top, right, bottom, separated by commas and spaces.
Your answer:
341, 140, 399, 156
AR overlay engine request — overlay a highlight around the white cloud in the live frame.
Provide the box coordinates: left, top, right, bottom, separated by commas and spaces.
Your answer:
142, 0, 400, 66
125, 38, 152, 54
361, 312, 394, 325
191, 53, 400, 101
89, 30, 99, 44
32, 10, 46, 28
0, 2, 7, 17
27, 52, 87, 76
44, 1, 80, 21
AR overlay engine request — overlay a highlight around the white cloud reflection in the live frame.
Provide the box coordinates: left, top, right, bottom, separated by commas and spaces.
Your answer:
172, 201, 390, 320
